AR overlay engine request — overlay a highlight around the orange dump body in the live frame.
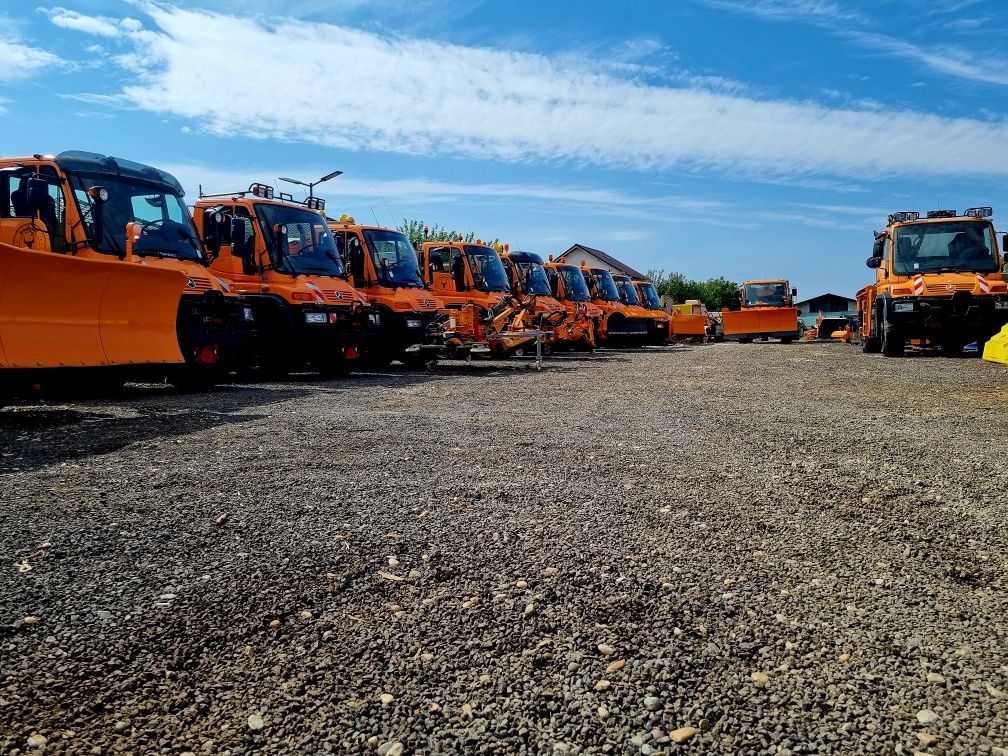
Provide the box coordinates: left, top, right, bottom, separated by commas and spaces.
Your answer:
0, 150, 249, 389
722, 279, 799, 343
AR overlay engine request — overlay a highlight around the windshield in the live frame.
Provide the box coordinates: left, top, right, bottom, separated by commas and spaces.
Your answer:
464, 245, 509, 292
559, 265, 591, 301
364, 229, 424, 287
255, 204, 343, 276
614, 277, 641, 305
744, 282, 787, 307
638, 282, 662, 309
66, 172, 204, 262
590, 269, 621, 301
514, 261, 552, 296
893, 221, 998, 275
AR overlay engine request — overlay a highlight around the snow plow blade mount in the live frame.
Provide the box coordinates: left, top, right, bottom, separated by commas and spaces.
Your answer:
0, 243, 186, 369
722, 307, 799, 341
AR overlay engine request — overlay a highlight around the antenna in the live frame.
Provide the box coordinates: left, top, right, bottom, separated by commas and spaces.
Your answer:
372, 184, 396, 227
370, 207, 381, 225
278, 170, 343, 200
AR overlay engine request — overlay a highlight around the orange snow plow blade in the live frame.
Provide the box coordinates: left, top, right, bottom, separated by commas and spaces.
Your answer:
722, 307, 799, 341
0, 242, 185, 369
670, 311, 707, 338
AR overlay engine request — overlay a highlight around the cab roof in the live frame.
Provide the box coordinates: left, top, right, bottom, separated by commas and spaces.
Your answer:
53, 150, 184, 196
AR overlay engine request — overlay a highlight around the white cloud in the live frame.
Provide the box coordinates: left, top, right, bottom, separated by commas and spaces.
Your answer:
0, 39, 61, 81
43, 7, 141, 37
55, 3, 1008, 180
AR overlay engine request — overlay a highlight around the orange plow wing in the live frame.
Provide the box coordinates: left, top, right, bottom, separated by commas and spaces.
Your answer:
670, 312, 707, 338
0, 243, 186, 369
722, 307, 799, 341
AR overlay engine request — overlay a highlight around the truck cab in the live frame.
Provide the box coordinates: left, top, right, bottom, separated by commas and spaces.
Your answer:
328, 216, 444, 366
500, 250, 587, 353
193, 184, 372, 375
859, 208, 1008, 356
578, 262, 649, 344
722, 279, 799, 343
0, 150, 250, 389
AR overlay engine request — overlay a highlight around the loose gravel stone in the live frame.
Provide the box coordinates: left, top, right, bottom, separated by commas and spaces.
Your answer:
1, 344, 1006, 753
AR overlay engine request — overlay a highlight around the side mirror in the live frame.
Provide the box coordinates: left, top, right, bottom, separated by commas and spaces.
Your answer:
791, 288, 797, 298
1002, 233, 1007, 252
872, 238, 884, 258
866, 256, 882, 268
86, 185, 108, 242
229, 217, 244, 251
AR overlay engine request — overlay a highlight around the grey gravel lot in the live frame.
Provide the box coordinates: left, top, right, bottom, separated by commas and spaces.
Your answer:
1, 342, 1007, 755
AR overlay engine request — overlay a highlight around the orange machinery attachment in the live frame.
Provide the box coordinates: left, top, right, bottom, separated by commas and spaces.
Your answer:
577, 262, 650, 345
543, 258, 600, 350
668, 300, 709, 341
858, 208, 1008, 357
193, 184, 372, 376
417, 239, 528, 356
500, 250, 592, 354
0, 150, 252, 399
328, 215, 446, 367
722, 279, 799, 343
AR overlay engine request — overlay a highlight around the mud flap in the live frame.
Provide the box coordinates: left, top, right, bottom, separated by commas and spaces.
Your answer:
0, 243, 185, 369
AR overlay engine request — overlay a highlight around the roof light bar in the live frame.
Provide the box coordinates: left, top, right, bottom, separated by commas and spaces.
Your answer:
926, 209, 956, 218
249, 183, 274, 199
965, 206, 992, 218
888, 211, 919, 224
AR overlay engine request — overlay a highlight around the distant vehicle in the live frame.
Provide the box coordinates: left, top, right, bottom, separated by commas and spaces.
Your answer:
722, 279, 800, 343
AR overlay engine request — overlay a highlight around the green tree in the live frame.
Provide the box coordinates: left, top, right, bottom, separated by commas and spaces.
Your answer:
647, 269, 740, 310
399, 219, 500, 250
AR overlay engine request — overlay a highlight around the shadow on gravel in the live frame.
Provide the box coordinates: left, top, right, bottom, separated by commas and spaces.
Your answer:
0, 385, 309, 474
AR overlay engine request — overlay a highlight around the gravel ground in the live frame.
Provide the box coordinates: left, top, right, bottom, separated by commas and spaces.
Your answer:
1, 342, 1007, 755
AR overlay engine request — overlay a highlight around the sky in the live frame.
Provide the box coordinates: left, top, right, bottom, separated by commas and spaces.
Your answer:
3, 0, 1008, 298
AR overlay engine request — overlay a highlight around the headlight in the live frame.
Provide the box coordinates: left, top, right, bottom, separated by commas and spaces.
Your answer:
243, 307, 254, 321
406, 318, 422, 328
893, 302, 914, 312
305, 312, 326, 324
995, 301, 1008, 310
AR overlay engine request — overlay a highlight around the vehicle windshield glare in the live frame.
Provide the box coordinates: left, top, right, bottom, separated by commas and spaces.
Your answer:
559, 265, 591, 301
67, 172, 204, 262
615, 277, 641, 305
364, 229, 424, 287
590, 269, 622, 301
464, 245, 509, 292
744, 282, 787, 307
515, 261, 552, 296
256, 204, 343, 276
893, 221, 998, 275
638, 282, 662, 309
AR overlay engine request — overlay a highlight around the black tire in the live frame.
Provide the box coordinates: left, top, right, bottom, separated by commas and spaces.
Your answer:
401, 352, 433, 369
940, 337, 964, 357
880, 309, 903, 357
862, 333, 881, 353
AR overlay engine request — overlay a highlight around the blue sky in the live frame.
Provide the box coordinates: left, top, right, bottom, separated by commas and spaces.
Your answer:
3, 0, 1008, 298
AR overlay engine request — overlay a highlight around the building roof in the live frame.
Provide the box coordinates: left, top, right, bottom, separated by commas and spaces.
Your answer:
795, 292, 856, 307
558, 243, 646, 280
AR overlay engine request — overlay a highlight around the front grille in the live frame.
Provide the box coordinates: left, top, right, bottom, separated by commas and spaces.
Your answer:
186, 276, 213, 292
323, 290, 350, 304
925, 283, 973, 294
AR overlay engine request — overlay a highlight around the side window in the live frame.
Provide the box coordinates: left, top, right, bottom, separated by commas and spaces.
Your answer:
347, 233, 365, 283
547, 268, 559, 296
428, 245, 449, 274
449, 247, 465, 288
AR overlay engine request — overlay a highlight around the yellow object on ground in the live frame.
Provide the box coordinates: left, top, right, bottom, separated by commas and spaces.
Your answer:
982, 324, 1008, 365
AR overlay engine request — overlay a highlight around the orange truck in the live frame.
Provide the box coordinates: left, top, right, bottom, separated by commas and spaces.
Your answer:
0, 150, 252, 400
613, 274, 668, 344
632, 278, 673, 343
722, 279, 799, 343
543, 258, 601, 350
328, 215, 445, 367
193, 183, 372, 376
501, 250, 596, 353
418, 239, 533, 356
858, 208, 1008, 356
578, 262, 650, 344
